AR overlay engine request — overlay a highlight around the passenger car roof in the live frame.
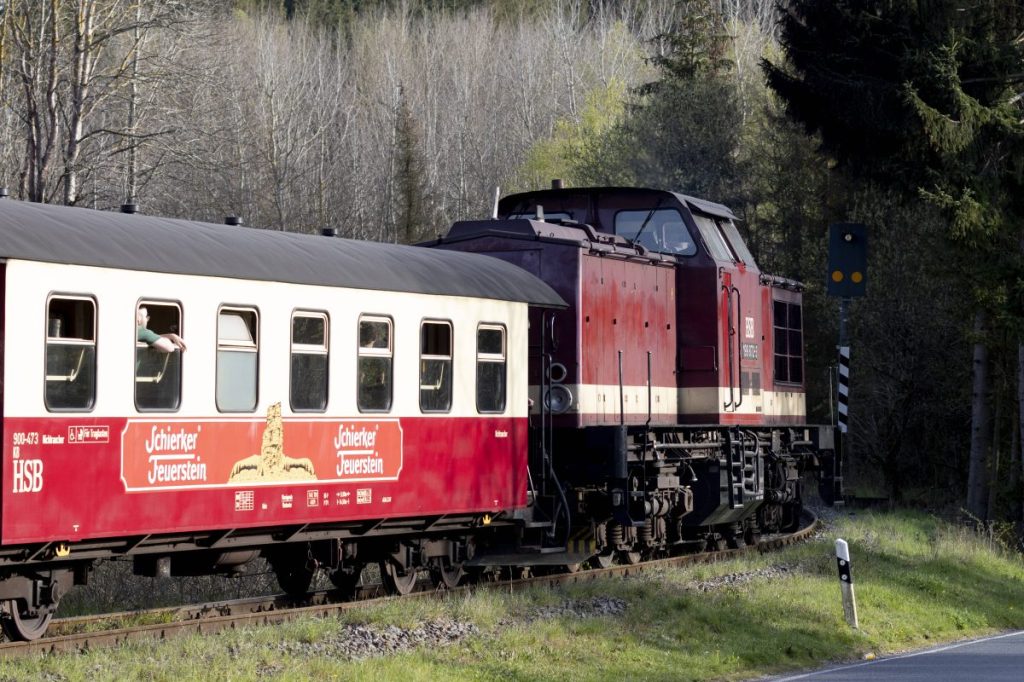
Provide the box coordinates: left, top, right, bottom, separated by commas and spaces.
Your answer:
0, 200, 565, 308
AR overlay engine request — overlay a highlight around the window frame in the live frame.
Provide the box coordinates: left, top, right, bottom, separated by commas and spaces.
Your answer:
691, 213, 737, 262
718, 219, 756, 265
134, 298, 184, 413
475, 323, 507, 414
773, 300, 804, 386
289, 309, 329, 413
357, 314, 394, 413
44, 293, 98, 412
215, 305, 260, 413
613, 208, 698, 257
419, 319, 454, 414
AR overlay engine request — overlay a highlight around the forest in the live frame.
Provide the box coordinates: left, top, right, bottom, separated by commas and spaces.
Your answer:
1, 0, 1022, 533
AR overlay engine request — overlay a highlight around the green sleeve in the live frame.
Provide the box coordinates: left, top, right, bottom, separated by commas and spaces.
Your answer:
137, 326, 161, 345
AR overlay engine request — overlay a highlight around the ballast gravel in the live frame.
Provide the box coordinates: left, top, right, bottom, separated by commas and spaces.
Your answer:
689, 563, 798, 592
289, 619, 476, 659
235, 596, 630, 670
526, 595, 628, 621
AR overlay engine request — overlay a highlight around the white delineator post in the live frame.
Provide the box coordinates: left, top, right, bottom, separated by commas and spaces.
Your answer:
835, 539, 859, 628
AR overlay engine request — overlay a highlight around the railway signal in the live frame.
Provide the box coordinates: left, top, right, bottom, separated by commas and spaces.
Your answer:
826, 223, 868, 506
827, 223, 867, 299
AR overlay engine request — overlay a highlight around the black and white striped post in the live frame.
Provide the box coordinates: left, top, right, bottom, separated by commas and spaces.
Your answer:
837, 299, 851, 434
835, 538, 859, 628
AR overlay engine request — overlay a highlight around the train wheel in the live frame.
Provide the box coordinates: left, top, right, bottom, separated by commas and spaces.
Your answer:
270, 555, 315, 598
562, 563, 583, 574
1, 600, 53, 641
621, 551, 642, 565
380, 561, 419, 596
429, 558, 465, 589
329, 564, 364, 598
590, 552, 615, 569
726, 532, 746, 549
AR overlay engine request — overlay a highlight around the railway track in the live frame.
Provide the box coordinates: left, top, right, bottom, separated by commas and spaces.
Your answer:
0, 511, 818, 658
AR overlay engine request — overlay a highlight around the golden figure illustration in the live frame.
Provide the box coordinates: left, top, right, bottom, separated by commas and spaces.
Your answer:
228, 402, 317, 482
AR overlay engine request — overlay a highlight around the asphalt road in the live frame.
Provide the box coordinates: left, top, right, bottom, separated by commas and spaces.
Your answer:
765, 630, 1024, 682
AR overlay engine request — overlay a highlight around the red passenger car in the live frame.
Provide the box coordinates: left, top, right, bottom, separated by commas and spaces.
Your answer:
0, 199, 563, 639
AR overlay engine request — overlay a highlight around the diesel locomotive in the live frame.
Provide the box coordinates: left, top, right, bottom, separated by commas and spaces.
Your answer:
0, 185, 835, 640
430, 185, 836, 564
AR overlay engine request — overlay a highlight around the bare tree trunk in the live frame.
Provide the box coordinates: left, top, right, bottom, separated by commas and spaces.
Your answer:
1011, 350, 1022, 523
967, 310, 991, 520
988, 383, 1002, 522
1019, 340, 1024, 525
125, 2, 140, 204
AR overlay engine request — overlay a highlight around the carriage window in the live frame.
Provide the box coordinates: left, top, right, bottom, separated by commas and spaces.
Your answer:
45, 296, 96, 411
135, 301, 182, 411
217, 307, 258, 411
420, 321, 452, 413
291, 312, 328, 412
358, 316, 392, 412
615, 209, 696, 256
773, 301, 803, 384
692, 214, 735, 262
476, 325, 506, 413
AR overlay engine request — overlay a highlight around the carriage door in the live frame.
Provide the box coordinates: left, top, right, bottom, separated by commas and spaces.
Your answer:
690, 214, 763, 419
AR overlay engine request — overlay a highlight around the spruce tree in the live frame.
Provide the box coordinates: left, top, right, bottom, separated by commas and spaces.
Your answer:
764, 0, 1024, 516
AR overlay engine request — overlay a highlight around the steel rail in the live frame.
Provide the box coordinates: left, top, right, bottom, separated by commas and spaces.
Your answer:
0, 511, 818, 658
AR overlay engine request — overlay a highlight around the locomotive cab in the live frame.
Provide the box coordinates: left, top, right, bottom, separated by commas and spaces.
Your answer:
447, 186, 809, 428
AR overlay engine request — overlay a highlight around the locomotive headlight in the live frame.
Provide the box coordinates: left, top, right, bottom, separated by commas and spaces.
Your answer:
611, 490, 623, 507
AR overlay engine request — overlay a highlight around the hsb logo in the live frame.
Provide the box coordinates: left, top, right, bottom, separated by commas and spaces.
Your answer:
13, 458, 44, 493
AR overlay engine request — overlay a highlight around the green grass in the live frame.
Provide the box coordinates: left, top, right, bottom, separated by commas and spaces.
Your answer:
2, 509, 1023, 681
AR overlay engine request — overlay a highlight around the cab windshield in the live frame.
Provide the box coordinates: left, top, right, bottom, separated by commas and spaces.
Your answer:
615, 209, 696, 256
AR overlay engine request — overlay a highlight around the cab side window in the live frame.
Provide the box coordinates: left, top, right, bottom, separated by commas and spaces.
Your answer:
773, 301, 803, 384
420, 321, 452, 413
291, 311, 328, 412
691, 214, 735, 262
45, 296, 97, 411
217, 307, 259, 411
135, 301, 183, 411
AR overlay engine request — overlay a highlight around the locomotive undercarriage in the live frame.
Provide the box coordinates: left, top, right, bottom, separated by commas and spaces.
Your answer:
543, 424, 821, 566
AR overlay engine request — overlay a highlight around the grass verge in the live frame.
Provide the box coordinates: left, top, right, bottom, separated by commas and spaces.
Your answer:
2, 508, 1022, 681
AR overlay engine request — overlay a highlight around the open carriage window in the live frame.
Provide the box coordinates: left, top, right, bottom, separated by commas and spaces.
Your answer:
420, 321, 452, 413
135, 301, 183, 411
217, 307, 259, 412
773, 301, 803, 384
291, 311, 328, 412
358, 316, 392, 412
45, 296, 97, 411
